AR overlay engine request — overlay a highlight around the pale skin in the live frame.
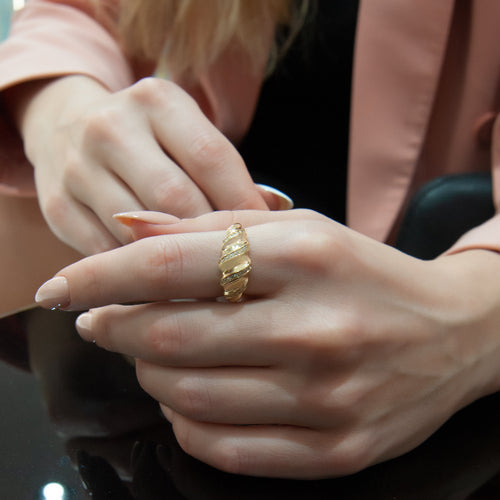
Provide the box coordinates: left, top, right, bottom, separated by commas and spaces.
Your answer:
1, 71, 289, 316
35, 209, 500, 478
6, 75, 284, 256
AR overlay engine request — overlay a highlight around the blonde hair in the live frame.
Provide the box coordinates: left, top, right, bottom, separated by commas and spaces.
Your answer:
96, 0, 307, 76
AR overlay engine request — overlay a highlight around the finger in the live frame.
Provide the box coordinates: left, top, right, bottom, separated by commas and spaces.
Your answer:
69, 168, 145, 245
135, 362, 305, 427
75, 300, 291, 367
104, 130, 213, 217
42, 195, 121, 255
36, 219, 299, 310
140, 79, 268, 211
114, 208, 329, 240
141, 360, 365, 431
162, 407, 357, 478
35, 210, 334, 309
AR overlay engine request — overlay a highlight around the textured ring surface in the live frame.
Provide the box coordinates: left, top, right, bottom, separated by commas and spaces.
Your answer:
218, 223, 251, 302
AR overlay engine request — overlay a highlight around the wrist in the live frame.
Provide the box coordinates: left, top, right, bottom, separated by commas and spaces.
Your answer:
6, 75, 110, 159
433, 249, 500, 401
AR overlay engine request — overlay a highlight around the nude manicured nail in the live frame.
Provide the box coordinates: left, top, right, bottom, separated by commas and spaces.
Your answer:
257, 184, 294, 210
113, 211, 180, 227
35, 276, 70, 309
76, 312, 92, 341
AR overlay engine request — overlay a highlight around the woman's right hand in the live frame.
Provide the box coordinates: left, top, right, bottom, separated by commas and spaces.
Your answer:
11, 75, 273, 255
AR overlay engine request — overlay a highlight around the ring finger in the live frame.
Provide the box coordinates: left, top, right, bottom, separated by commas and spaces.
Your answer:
137, 362, 302, 426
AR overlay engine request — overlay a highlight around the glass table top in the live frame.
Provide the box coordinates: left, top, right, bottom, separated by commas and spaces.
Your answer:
2, 308, 500, 499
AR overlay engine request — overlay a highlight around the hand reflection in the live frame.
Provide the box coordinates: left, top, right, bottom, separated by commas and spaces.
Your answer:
69, 397, 500, 500
19, 308, 500, 499
25, 308, 163, 439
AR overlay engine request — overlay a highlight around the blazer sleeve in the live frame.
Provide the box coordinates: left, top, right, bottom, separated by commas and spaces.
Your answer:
0, 0, 135, 197
0, 1, 269, 198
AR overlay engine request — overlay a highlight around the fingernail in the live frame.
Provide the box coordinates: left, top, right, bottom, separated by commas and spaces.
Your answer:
76, 312, 92, 341
113, 211, 180, 227
35, 276, 70, 309
257, 184, 294, 210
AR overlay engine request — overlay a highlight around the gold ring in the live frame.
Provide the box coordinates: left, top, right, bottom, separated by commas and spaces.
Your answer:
218, 223, 251, 302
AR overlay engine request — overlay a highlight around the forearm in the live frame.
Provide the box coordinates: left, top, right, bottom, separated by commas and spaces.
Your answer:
0, 193, 81, 318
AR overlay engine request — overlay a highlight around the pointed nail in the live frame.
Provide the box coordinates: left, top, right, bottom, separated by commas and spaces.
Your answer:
257, 184, 294, 210
113, 211, 180, 227
35, 276, 70, 309
76, 312, 92, 341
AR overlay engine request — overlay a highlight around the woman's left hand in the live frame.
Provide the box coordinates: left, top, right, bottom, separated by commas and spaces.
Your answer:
35, 210, 500, 478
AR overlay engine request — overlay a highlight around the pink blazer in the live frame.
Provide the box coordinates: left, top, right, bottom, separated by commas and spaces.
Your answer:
0, 0, 499, 253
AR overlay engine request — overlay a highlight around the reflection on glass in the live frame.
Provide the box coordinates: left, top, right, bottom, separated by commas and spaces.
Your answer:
41, 482, 67, 500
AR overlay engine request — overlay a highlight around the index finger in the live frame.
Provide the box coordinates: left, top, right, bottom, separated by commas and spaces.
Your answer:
140, 79, 269, 211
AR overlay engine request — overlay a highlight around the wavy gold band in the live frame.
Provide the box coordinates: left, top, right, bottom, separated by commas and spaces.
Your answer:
218, 223, 251, 302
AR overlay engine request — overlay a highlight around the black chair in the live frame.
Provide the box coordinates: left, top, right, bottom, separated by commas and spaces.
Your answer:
395, 172, 495, 259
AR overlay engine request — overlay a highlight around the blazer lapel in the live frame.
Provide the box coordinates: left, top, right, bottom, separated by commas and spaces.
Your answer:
347, 0, 455, 241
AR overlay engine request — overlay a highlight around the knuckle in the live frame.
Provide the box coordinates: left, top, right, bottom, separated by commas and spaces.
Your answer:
145, 315, 185, 359
326, 434, 373, 476
295, 208, 329, 221
60, 156, 85, 188
210, 442, 246, 475
171, 376, 211, 420
42, 192, 68, 226
188, 131, 237, 174
336, 313, 369, 352
128, 78, 182, 108
80, 107, 121, 145
311, 310, 367, 357
320, 386, 364, 421
283, 225, 340, 275
42, 191, 118, 255
150, 178, 204, 216
300, 384, 357, 425
142, 237, 184, 293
